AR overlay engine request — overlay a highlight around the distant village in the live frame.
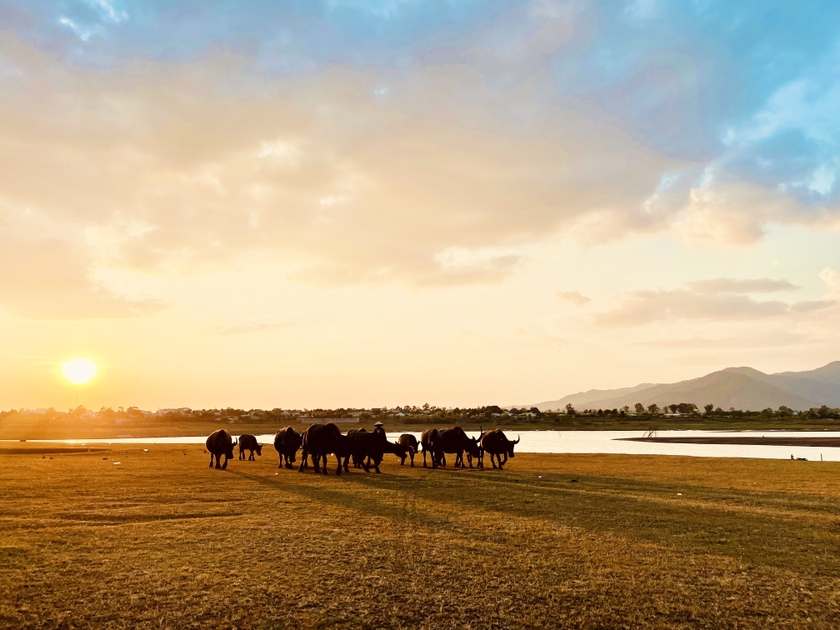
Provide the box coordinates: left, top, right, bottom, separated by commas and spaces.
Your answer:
3, 401, 840, 427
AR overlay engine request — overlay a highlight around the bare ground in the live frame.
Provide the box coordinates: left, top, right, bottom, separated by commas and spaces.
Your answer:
2, 446, 840, 629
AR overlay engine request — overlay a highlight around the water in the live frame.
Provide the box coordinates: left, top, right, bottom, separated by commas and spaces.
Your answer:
12, 430, 840, 461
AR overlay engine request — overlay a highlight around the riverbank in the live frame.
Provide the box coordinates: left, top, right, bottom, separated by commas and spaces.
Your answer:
4, 415, 840, 441
625, 436, 840, 447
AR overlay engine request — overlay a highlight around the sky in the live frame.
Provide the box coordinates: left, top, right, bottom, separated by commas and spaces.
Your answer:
1, 0, 840, 411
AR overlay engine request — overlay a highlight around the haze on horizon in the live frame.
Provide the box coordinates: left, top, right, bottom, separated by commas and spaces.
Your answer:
1, 0, 840, 411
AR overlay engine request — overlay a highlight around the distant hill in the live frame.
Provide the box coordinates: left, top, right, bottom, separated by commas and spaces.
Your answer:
532, 361, 840, 412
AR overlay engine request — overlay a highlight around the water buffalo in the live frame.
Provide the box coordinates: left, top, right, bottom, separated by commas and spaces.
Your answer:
346, 427, 368, 468
299, 423, 348, 475
238, 434, 263, 460
345, 431, 405, 473
273, 427, 302, 469
480, 429, 520, 470
206, 430, 237, 470
420, 428, 443, 468
397, 434, 419, 466
439, 427, 481, 469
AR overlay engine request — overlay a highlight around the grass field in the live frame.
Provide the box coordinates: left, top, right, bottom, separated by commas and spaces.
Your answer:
3, 445, 840, 629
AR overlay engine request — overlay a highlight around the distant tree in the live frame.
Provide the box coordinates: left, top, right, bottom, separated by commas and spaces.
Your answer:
668, 404, 679, 414
778, 405, 792, 417
621, 405, 630, 415
715, 406, 724, 414
634, 403, 645, 415
565, 403, 576, 416
704, 404, 715, 415
647, 403, 659, 415
677, 403, 697, 415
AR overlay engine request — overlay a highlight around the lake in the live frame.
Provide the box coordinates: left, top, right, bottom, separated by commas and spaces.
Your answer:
14, 429, 840, 461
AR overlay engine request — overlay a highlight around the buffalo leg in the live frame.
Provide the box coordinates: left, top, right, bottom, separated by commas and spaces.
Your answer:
209, 453, 214, 468
409, 452, 415, 467
423, 450, 428, 467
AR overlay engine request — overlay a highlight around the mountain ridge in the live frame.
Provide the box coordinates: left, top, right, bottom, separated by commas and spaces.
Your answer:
532, 361, 840, 411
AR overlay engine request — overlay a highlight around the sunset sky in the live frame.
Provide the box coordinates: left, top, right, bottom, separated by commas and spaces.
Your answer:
2, 0, 840, 411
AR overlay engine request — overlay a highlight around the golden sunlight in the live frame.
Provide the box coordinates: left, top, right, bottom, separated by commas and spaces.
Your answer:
61, 358, 98, 386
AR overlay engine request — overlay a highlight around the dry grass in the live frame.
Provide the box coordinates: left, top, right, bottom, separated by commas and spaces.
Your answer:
2, 446, 840, 628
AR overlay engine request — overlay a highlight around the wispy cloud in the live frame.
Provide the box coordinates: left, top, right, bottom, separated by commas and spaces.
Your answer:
594, 273, 836, 328
686, 278, 800, 294
556, 290, 590, 306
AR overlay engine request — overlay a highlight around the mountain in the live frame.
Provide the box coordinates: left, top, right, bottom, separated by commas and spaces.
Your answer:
532, 361, 840, 411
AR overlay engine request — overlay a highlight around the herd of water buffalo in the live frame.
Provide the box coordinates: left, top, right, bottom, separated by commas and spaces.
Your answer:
205, 423, 521, 474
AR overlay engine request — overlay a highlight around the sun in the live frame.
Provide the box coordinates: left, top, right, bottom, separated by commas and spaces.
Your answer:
62, 358, 98, 386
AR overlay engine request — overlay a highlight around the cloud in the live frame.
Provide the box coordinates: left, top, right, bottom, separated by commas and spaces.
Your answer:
0, 201, 166, 319
635, 331, 813, 349
556, 290, 590, 306
790, 300, 835, 313
594, 289, 790, 327
594, 270, 840, 328
0, 236, 166, 319
819, 267, 840, 298
685, 278, 800, 294
3, 4, 840, 320
0, 32, 680, 312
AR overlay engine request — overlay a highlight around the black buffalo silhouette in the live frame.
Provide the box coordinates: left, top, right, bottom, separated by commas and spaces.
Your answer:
299, 423, 348, 475
397, 433, 419, 466
439, 426, 481, 469
273, 427, 302, 469
420, 428, 443, 468
480, 429, 520, 470
206, 430, 237, 470
238, 434, 263, 460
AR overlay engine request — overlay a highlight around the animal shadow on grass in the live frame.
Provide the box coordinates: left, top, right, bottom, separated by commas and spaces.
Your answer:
226, 469, 494, 543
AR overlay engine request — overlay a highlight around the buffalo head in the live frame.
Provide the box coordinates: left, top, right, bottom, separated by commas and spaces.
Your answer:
508, 435, 520, 458
466, 436, 481, 458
